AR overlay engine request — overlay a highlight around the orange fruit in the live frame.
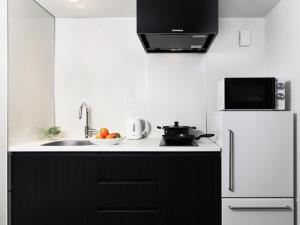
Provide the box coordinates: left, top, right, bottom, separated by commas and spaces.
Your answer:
100, 128, 109, 137
111, 133, 121, 138
95, 134, 104, 139
110, 133, 117, 138
105, 134, 114, 139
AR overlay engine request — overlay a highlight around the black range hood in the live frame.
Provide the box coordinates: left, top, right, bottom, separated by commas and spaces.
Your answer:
137, 0, 218, 53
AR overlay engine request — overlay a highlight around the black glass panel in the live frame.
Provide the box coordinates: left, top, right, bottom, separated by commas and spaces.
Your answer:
225, 78, 275, 109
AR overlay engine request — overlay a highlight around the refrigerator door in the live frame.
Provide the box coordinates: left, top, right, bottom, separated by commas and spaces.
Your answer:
222, 198, 294, 225
221, 112, 293, 197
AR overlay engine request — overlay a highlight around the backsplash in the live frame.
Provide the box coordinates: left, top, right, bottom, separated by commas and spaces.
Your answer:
55, 18, 266, 138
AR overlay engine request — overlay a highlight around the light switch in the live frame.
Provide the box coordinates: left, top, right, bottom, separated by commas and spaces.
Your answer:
239, 30, 252, 47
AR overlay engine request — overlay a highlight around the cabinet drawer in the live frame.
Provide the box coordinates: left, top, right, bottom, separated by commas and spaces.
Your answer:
94, 211, 158, 225
94, 154, 158, 180
222, 198, 294, 225
96, 183, 158, 209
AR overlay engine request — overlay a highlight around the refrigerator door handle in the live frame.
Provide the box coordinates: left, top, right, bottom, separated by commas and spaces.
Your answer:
228, 205, 291, 211
228, 129, 234, 192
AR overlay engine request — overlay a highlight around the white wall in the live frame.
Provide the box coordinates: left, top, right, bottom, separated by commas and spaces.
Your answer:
55, 18, 266, 138
55, 18, 148, 137
8, 0, 55, 145
144, 54, 206, 137
55, 18, 207, 137
265, 0, 300, 222
0, 0, 8, 224
206, 18, 266, 131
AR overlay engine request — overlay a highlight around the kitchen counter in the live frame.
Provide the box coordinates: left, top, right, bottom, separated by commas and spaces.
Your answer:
9, 138, 221, 152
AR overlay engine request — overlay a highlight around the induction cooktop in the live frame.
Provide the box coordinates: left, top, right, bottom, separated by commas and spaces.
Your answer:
159, 139, 199, 147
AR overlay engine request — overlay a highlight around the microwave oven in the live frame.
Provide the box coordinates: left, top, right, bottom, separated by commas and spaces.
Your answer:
218, 77, 286, 111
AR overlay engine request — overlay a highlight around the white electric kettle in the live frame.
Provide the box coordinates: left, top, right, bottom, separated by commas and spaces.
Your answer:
126, 117, 149, 140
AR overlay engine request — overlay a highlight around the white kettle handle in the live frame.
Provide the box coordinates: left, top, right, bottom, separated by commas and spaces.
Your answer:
142, 120, 150, 137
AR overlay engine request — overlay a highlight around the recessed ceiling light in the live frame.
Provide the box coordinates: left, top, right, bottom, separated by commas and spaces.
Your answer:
68, 0, 80, 3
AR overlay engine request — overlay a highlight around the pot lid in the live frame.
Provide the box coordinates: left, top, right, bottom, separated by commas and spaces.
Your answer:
159, 121, 196, 130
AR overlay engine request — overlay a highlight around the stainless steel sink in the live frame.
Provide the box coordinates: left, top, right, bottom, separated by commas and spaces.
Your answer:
41, 140, 94, 146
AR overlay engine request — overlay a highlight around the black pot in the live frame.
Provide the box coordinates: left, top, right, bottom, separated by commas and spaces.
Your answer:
157, 121, 214, 145
157, 121, 196, 136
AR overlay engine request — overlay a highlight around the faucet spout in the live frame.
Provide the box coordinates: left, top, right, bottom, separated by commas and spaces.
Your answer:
79, 102, 95, 138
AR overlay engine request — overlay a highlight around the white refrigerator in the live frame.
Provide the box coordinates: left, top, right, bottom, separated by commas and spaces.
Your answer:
212, 111, 294, 225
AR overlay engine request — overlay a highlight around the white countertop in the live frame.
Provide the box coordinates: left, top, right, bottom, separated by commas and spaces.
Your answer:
9, 138, 221, 152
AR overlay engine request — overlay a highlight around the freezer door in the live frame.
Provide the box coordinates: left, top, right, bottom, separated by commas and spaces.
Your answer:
221, 112, 293, 197
222, 198, 294, 225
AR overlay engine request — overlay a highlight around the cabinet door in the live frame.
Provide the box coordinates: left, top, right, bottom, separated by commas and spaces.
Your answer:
222, 198, 294, 225
158, 153, 221, 225
11, 154, 40, 225
86, 153, 159, 225
221, 112, 293, 197
11, 153, 88, 225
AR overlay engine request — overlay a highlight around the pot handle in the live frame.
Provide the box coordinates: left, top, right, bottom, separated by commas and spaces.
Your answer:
194, 133, 215, 141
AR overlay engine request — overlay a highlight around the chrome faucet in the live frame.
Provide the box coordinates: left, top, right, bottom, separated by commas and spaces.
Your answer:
79, 102, 96, 138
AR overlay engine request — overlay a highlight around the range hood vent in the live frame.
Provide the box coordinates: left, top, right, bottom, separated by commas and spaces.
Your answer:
137, 0, 218, 53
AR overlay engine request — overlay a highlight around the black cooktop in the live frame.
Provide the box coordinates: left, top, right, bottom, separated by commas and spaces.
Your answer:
159, 139, 199, 147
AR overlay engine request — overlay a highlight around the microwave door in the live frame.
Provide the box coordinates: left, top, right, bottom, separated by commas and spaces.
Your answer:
225, 78, 276, 110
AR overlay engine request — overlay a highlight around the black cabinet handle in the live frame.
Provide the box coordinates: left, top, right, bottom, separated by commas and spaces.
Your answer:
97, 179, 158, 184
96, 208, 158, 213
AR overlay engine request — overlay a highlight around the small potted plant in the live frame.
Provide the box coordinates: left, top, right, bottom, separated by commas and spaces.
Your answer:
45, 126, 62, 140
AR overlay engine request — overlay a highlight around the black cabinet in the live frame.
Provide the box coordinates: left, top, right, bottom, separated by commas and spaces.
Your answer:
158, 153, 221, 225
10, 153, 88, 225
10, 152, 220, 225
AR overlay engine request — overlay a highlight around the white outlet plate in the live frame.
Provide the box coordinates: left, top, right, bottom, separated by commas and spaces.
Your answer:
239, 30, 252, 47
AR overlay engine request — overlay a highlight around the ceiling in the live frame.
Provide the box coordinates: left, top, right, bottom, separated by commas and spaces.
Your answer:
220, 0, 281, 17
35, 0, 282, 18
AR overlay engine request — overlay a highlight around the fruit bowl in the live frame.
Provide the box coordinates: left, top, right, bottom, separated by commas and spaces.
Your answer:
89, 137, 125, 145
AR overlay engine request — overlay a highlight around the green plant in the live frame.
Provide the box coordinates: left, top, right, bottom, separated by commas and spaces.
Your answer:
45, 126, 61, 139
